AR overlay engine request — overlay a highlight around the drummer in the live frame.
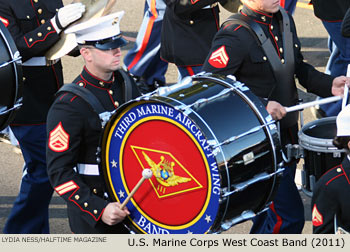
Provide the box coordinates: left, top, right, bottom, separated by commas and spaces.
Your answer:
312, 104, 350, 234
46, 11, 140, 233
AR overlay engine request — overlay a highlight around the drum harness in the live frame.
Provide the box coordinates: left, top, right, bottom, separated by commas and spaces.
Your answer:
222, 7, 305, 163
57, 69, 133, 128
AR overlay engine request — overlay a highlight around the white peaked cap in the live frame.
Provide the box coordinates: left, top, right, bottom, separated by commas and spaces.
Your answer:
65, 11, 127, 49
336, 104, 350, 136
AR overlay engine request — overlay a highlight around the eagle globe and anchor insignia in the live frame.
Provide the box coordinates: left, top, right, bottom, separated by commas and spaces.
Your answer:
102, 101, 221, 234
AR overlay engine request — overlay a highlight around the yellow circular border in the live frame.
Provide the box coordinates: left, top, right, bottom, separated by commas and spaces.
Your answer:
105, 103, 213, 231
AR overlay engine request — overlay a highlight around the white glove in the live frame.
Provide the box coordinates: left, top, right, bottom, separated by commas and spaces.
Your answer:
51, 3, 85, 33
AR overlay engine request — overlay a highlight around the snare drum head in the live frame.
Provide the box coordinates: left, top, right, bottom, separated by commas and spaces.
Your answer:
0, 21, 22, 131
100, 100, 220, 234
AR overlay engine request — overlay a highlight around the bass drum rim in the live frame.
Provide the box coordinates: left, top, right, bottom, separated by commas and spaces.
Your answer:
298, 116, 345, 153
99, 99, 221, 234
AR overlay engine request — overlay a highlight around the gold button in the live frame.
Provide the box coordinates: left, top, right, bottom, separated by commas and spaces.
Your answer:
41, 19, 45, 24
29, 38, 33, 42
38, 9, 42, 15
23, 77, 26, 81
281, 58, 285, 64
109, 90, 113, 95
34, 0, 38, 2
337, 168, 342, 173
295, 44, 298, 48
75, 195, 80, 200
189, 20, 194, 25
47, 26, 51, 31
26, 15, 30, 19
275, 36, 278, 41
279, 48, 283, 53
37, 32, 42, 37
93, 189, 97, 194
261, 16, 266, 22
79, 82, 84, 87
99, 81, 104, 87
270, 25, 273, 30
84, 202, 88, 207
263, 56, 267, 61
93, 210, 98, 215
114, 101, 119, 107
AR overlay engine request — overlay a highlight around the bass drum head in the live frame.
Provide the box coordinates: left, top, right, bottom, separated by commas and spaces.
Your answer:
0, 21, 22, 131
100, 100, 220, 234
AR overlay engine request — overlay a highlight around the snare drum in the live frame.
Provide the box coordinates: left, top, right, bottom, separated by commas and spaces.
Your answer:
99, 74, 283, 233
298, 117, 345, 196
0, 21, 22, 131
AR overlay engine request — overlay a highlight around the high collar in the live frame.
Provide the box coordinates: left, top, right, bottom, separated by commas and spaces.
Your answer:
80, 66, 114, 89
341, 156, 350, 182
240, 5, 274, 25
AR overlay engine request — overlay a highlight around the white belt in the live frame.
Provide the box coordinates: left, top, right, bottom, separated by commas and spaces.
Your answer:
203, 3, 218, 9
74, 164, 100, 176
22, 56, 59, 66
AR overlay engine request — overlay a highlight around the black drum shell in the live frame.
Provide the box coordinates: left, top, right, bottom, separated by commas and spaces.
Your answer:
0, 21, 22, 131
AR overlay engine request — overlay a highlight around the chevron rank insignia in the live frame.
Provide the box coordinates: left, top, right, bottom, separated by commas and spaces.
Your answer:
49, 122, 70, 152
0, 16, 9, 27
312, 204, 323, 227
208, 45, 229, 68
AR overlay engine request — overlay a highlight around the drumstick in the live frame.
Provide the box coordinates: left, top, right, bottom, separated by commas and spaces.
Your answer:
119, 168, 153, 209
342, 64, 350, 109
285, 96, 342, 113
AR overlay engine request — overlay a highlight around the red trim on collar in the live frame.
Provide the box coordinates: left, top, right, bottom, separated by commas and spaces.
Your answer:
244, 5, 273, 18
83, 66, 114, 84
340, 165, 350, 184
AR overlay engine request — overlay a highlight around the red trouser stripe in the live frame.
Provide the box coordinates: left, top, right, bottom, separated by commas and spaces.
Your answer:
270, 202, 283, 233
128, 0, 158, 70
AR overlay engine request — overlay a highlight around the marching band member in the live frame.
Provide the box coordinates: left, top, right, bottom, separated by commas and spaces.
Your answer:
312, 104, 350, 234
124, 0, 168, 93
46, 12, 140, 233
160, 0, 226, 79
0, 0, 85, 234
202, 0, 348, 233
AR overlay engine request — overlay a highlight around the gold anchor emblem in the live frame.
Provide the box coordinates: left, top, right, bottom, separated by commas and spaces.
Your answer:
142, 151, 191, 187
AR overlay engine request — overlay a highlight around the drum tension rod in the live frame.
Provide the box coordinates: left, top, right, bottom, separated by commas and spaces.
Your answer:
0, 56, 22, 68
211, 120, 276, 149
176, 87, 233, 112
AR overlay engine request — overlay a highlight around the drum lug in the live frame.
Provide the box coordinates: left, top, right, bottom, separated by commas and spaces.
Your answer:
207, 139, 221, 155
219, 210, 256, 232
99, 110, 115, 127
282, 144, 304, 163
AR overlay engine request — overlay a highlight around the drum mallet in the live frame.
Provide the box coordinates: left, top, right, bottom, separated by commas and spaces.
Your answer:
120, 168, 153, 209
285, 96, 342, 113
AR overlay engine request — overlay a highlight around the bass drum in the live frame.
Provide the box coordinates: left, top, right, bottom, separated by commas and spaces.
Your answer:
99, 74, 283, 234
0, 21, 22, 131
298, 117, 345, 196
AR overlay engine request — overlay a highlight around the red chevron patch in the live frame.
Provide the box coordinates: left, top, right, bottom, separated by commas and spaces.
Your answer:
208, 45, 229, 68
49, 122, 70, 152
0, 16, 9, 27
312, 204, 323, 227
